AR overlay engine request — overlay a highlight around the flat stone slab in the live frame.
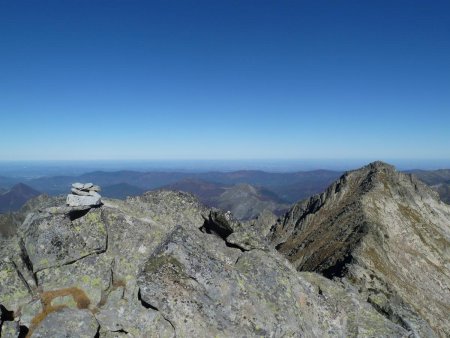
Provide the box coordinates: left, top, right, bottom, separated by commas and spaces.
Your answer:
72, 182, 84, 189
31, 308, 99, 337
20, 208, 107, 272
71, 183, 101, 192
71, 188, 91, 196
67, 194, 101, 207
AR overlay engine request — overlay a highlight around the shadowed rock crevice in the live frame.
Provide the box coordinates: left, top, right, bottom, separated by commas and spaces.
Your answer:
0, 305, 14, 321
11, 260, 34, 298
321, 253, 353, 279
68, 208, 90, 221
367, 295, 414, 334
137, 290, 177, 337
18, 325, 29, 338
224, 240, 248, 252
19, 240, 36, 282
0, 309, 28, 338
200, 211, 234, 239
200, 210, 266, 252
111, 328, 129, 334
138, 290, 158, 311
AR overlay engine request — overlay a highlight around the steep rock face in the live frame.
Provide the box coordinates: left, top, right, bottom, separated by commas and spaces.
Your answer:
271, 161, 450, 337
0, 187, 410, 337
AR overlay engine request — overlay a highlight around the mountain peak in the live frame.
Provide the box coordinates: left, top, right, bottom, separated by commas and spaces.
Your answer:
0, 183, 40, 213
365, 160, 395, 170
270, 162, 450, 336
10, 182, 40, 194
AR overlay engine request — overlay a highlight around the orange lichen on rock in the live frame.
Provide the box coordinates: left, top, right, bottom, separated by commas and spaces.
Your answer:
26, 287, 91, 337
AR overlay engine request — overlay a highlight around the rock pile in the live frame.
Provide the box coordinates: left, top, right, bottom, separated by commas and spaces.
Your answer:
66, 182, 102, 207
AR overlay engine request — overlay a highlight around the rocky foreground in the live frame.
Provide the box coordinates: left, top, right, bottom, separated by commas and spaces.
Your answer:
0, 162, 449, 337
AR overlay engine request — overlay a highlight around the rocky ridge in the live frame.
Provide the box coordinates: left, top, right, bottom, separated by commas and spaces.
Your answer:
270, 161, 450, 337
0, 162, 448, 337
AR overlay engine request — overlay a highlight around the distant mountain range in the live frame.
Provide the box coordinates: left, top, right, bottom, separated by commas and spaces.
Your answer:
0, 183, 40, 213
161, 179, 290, 219
0, 169, 342, 201
406, 169, 450, 203
0, 168, 448, 216
101, 183, 146, 200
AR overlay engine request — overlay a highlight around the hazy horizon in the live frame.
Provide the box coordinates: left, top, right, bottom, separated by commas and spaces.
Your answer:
0, 158, 449, 178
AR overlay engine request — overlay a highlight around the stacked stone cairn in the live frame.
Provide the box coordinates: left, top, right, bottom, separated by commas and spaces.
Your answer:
66, 182, 102, 207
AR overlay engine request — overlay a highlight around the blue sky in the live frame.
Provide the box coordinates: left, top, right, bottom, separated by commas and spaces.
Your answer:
1, 0, 449, 161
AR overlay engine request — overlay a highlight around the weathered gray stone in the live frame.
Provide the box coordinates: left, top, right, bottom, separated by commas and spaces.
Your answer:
0, 259, 32, 312
30, 308, 99, 337
138, 225, 407, 337
125, 190, 210, 229
72, 183, 84, 189
95, 286, 175, 337
83, 183, 94, 189
87, 191, 101, 198
66, 193, 101, 207
36, 253, 111, 307
0, 320, 20, 337
19, 208, 107, 272
90, 185, 101, 192
18, 299, 42, 329
71, 188, 91, 196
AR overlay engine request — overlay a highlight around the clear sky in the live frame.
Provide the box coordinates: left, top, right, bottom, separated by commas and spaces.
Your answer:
1, 0, 449, 161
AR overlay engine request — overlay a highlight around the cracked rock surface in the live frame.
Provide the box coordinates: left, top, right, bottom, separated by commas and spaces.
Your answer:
0, 164, 448, 337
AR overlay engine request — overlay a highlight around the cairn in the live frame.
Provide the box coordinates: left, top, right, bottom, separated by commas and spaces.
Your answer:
66, 182, 102, 207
